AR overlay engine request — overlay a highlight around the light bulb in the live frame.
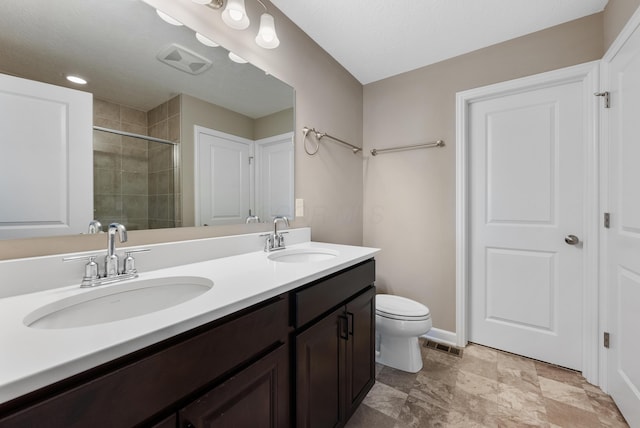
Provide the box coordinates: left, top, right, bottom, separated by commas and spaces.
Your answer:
229, 9, 243, 21
255, 13, 280, 49
156, 9, 183, 26
221, 0, 249, 30
228, 52, 248, 64
196, 32, 219, 47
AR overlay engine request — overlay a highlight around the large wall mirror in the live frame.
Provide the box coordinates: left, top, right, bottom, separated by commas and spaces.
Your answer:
0, 0, 295, 239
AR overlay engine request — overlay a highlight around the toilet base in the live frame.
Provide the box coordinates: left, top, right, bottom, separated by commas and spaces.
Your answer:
376, 334, 423, 373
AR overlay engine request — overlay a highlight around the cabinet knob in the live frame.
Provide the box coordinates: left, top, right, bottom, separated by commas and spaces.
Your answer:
184, 422, 195, 428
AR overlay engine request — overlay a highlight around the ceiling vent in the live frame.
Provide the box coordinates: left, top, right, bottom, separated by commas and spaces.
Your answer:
156, 44, 212, 75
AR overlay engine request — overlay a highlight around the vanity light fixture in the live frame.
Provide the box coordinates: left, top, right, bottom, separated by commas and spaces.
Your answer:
196, 32, 219, 47
156, 9, 183, 26
228, 52, 248, 63
221, 0, 250, 30
66, 75, 87, 85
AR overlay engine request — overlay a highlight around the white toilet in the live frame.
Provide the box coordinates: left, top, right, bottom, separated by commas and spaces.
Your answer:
375, 294, 432, 373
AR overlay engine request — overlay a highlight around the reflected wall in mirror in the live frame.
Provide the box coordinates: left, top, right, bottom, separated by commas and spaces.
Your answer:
0, 0, 295, 239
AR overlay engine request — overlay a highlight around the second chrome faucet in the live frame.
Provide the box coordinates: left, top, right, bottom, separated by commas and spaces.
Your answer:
262, 216, 289, 252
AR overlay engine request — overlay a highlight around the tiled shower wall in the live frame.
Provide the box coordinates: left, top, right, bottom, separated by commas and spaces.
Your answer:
92, 97, 181, 231
147, 96, 181, 229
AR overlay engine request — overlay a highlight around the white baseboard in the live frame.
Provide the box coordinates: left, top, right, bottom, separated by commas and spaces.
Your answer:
422, 328, 458, 347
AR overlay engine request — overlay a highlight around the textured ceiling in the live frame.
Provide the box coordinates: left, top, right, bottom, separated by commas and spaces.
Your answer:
271, 0, 608, 84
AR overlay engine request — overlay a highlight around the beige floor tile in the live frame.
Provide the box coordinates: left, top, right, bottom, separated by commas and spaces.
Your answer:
362, 381, 408, 419
459, 353, 499, 381
543, 397, 603, 428
376, 366, 419, 394
457, 367, 499, 402
396, 394, 449, 428
535, 361, 585, 389
345, 403, 398, 428
497, 383, 546, 423
409, 376, 456, 410
538, 376, 594, 412
465, 343, 499, 363
419, 356, 460, 386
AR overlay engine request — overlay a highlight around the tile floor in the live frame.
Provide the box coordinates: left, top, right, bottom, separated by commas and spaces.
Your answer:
346, 340, 629, 428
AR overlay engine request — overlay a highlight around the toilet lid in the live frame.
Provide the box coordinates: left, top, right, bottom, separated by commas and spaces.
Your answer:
376, 294, 430, 319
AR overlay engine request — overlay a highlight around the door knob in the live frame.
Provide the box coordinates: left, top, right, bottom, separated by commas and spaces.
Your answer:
565, 234, 580, 245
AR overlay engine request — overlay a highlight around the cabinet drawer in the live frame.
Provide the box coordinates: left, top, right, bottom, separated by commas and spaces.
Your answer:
0, 295, 288, 427
295, 259, 375, 328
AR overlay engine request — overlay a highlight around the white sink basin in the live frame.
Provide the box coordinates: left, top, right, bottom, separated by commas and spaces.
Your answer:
268, 248, 338, 263
24, 276, 213, 329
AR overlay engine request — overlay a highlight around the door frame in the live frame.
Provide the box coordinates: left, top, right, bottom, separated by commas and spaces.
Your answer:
455, 61, 601, 384
598, 3, 640, 394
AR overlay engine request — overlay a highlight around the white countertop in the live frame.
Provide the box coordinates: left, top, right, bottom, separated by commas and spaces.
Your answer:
0, 240, 379, 404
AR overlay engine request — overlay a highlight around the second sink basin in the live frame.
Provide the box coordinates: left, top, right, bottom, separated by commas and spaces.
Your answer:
268, 248, 338, 263
24, 276, 214, 329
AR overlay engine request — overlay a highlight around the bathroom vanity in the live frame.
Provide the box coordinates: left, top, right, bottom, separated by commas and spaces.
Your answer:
0, 229, 378, 427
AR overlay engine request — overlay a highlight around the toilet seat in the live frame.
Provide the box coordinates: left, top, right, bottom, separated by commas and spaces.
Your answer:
376, 295, 431, 321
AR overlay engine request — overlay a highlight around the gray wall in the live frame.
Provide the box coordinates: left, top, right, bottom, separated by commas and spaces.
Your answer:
604, 0, 640, 48
362, 13, 605, 332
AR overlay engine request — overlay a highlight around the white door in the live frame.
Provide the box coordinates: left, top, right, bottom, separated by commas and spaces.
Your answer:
0, 74, 92, 238
195, 127, 252, 226
604, 20, 640, 426
255, 132, 294, 221
468, 74, 590, 370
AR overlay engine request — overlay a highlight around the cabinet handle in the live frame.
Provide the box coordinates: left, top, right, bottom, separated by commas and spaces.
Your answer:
184, 422, 196, 428
339, 315, 349, 340
346, 312, 354, 336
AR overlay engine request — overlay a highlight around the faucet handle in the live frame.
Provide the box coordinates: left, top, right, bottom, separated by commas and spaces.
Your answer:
123, 248, 150, 275
63, 255, 100, 287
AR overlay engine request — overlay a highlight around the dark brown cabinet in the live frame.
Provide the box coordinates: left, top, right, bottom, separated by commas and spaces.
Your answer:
179, 344, 289, 428
294, 260, 376, 428
0, 259, 376, 428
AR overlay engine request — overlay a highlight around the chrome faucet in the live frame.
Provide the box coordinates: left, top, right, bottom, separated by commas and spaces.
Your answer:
87, 220, 103, 234
63, 222, 150, 287
105, 223, 127, 277
262, 216, 289, 252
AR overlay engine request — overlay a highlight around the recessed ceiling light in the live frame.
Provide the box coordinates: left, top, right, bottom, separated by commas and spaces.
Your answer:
156, 9, 183, 26
66, 75, 87, 85
196, 32, 219, 47
228, 52, 248, 64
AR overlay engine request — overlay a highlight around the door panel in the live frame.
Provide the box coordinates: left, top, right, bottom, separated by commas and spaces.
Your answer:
487, 103, 555, 224
469, 79, 586, 370
0, 74, 92, 238
255, 133, 294, 221
606, 20, 640, 425
196, 129, 251, 226
485, 248, 556, 331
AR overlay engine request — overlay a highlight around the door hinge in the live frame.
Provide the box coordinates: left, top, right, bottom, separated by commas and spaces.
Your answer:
248, 156, 253, 165
594, 91, 610, 108
604, 332, 610, 348
604, 212, 610, 229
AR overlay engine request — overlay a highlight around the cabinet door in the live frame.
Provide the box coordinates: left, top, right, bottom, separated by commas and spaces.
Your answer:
179, 344, 289, 428
296, 307, 347, 428
345, 287, 376, 417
